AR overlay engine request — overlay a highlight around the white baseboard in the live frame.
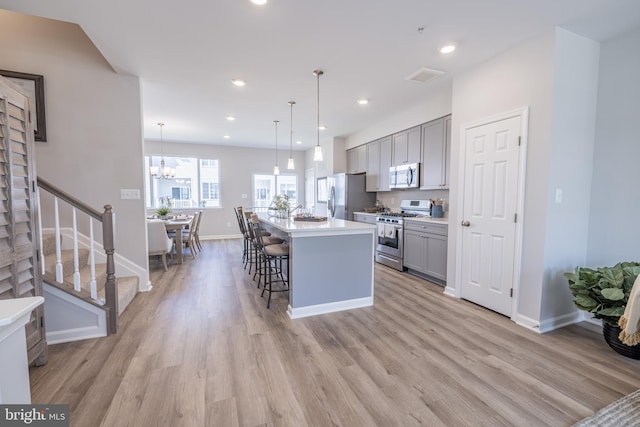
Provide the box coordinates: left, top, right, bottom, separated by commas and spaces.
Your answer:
513, 313, 541, 332
201, 234, 242, 241
443, 286, 457, 298
288, 296, 373, 319
537, 311, 583, 333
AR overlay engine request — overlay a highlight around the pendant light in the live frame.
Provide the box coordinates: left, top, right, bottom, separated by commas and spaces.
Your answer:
150, 123, 175, 179
273, 120, 280, 176
313, 70, 324, 162
287, 101, 295, 170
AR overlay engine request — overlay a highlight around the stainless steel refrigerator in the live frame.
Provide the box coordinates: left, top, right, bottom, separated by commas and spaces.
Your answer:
327, 173, 376, 220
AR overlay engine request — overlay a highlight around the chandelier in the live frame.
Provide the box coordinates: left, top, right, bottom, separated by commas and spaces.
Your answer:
149, 122, 175, 179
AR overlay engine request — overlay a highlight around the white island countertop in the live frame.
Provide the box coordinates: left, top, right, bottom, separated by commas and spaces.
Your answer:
256, 212, 376, 237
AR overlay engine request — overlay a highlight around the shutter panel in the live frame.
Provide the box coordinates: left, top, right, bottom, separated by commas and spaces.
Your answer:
0, 77, 46, 364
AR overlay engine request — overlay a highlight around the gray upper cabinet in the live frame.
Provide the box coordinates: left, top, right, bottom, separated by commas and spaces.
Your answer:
366, 136, 392, 192
392, 125, 421, 166
347, 145, 367, 174
421, 115, 452, 190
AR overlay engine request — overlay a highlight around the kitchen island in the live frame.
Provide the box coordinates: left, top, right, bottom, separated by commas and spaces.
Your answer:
255, 212, 376, 319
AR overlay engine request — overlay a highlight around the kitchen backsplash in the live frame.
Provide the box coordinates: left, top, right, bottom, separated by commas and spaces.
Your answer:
376, 189, 449, 213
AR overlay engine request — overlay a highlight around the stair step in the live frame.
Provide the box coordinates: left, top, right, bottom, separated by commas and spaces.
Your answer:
44, 249, 91, 280
99, 275, 138, 316
43, 271, 139, 316
41, 233, 59, 257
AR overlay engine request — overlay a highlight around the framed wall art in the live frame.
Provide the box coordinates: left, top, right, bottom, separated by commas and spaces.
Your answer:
0, 70, 47, 141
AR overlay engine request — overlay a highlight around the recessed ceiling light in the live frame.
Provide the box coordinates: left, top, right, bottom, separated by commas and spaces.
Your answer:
319, 125, 326, 131
250, 0, 267, 5
357, 99, 369, 105
440, 44, 456, 54
223, 135, 230, 139
296, 140, 302, 145
225, 116, 236, 121
231, 79, 246, 87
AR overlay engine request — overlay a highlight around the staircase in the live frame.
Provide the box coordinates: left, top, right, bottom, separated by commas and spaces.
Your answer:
36, 177, 141, 344
40, 232, 139, 343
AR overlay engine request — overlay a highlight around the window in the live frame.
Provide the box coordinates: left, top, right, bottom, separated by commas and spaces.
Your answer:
253, 174, 297, 209
145, 156, 220, 208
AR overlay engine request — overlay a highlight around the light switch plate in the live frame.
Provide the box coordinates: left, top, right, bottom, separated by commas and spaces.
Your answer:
121, 189, 140, 199
555, 188, 563, 204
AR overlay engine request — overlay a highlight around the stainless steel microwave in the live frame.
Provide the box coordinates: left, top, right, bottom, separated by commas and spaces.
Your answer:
389, 163, 419, 189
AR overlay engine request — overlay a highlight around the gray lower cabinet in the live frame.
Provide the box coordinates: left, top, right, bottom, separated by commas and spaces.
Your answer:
403, 221, 447, 283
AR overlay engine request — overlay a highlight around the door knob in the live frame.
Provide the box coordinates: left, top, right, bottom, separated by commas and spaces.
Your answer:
461, 220, 471, 227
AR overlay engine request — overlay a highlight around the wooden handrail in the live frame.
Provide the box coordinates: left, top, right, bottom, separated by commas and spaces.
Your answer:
37, 176, 118, 334
37, 177, 103, 221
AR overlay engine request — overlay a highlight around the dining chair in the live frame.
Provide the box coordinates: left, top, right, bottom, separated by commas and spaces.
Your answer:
193, 210, 204, 251
147, 220, 174, 271
182, 211, 200, 258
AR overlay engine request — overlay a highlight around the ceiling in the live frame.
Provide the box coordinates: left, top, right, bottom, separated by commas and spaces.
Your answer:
1, 0, 640, 150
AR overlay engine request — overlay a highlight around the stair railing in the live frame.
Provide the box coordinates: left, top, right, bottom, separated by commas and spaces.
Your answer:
36, 177, 118, 334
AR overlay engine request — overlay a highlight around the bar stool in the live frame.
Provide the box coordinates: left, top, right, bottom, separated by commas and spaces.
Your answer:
250, 215, 289, 308
246, 213, 283, 284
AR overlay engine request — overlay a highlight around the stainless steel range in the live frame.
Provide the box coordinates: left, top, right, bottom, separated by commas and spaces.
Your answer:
375, 200, 432, 271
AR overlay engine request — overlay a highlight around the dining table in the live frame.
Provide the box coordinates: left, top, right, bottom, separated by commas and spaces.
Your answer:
148, 216, 194, 264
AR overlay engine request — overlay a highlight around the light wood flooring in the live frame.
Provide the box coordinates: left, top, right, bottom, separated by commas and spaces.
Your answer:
29, 239, 640, 426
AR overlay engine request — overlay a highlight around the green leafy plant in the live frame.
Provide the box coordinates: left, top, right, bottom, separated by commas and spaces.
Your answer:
156, 206, 172, 217
272, 194, 291, 212
564, 262, 640, 326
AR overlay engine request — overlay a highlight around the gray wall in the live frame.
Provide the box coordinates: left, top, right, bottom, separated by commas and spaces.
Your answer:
145, 140, 306, 238
587, 27, 640, 266
0, 11, 148, 269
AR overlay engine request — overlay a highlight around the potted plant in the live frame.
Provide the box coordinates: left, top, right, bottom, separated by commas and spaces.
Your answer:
565, 261, 640, 358
269, 194, 292, 218
156, 206, 171, 219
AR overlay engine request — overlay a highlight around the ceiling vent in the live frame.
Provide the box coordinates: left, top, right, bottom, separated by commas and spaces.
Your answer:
404, 67, 444, 83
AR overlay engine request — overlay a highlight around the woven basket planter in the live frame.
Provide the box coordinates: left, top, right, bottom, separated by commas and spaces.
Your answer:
602, 322, 640, 360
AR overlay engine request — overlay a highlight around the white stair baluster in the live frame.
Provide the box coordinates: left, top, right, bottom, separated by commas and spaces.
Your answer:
72, 208, 81, 292
36, 186, 45, 276
89, 218, 98, 301
54, 197, 63, 283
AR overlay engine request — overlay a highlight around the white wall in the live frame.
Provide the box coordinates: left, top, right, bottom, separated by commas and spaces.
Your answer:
145, 140, 306, 238
540, 29, 600, 328
449, 30, 556, 325
587, 27, 640, 266
0, 12, 148, 270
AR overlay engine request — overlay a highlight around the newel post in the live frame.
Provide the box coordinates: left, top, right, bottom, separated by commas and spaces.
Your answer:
102, 204, 118, 334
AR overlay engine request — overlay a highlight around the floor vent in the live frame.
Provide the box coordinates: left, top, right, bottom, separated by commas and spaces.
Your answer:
404, 67, 444, 83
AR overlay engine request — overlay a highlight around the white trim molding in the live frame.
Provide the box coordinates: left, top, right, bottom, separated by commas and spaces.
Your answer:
287, 296, 373, 319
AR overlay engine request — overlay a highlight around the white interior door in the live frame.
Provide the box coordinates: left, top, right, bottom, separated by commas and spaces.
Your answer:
459, 114, 523, 317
